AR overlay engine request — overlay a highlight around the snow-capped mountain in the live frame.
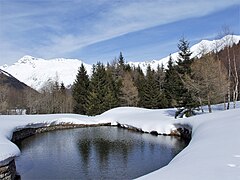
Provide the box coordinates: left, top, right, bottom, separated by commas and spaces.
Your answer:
128, 35, 240, 72
0, 68, 37, 94
1, 35, 239, 91
1, 56, 92, 91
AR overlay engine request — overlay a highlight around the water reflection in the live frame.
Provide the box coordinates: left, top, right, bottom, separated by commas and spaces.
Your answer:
16, 127, 189, 180
77, 137, 135, 168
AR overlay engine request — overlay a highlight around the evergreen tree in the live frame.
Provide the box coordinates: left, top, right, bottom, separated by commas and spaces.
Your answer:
60, 82, 66, 95
59, 82, 67, 113
105, 66, 121, 109
132, 65, 145, 107
175, 38, 198, 117
155, 64, 165, 92
86, 63, 105, 115
87, 62, 119, 115
164, 55, 180, 107
177, 37, 193, 74
118, 52, 125, 67
116, 52, 127, 78
72, 63, 90, 115
155, 64, 168, 108
141, 65, 162, 109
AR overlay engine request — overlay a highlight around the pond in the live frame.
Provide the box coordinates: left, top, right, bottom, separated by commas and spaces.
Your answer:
15, 126, 189, 179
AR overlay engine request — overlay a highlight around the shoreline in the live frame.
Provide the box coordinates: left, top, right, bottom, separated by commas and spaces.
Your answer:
0, 122, 191, 180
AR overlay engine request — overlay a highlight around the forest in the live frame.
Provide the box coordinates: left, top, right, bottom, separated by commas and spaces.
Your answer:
71, 37, 240, 117
0, 36, 239, 117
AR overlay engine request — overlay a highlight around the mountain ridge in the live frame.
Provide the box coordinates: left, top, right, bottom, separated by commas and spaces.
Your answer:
1, 35, 240, 91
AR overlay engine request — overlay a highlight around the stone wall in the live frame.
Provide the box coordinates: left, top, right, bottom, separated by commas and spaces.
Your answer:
11, 123, 111, 143
0, 160, 17, 180
116, 122, 192, 140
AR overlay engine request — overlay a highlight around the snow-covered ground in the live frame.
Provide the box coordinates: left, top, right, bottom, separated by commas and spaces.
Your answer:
0, 103, 240, 179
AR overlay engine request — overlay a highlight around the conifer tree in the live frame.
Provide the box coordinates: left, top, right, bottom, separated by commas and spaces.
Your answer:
175, 38, 198, 116
87, 62, 119, 115
118, 52, 125, 68
132, 66, 145, 107
155, 64, 168, 108
164, 55, 180, 107
86, 63, 105, 115
72, 63, 90, 115
141, 65, 163, 108
116, 52, 126, 78
177, 37, 193, 74
105, 67, 121, 109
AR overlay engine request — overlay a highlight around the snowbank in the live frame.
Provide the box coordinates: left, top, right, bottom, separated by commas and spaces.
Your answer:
0, 114, 97, 166
139, 108, 240, 180
0, 103, 240, 179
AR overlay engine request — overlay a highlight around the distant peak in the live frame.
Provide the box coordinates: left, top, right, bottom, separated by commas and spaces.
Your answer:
18, 55, 36, 64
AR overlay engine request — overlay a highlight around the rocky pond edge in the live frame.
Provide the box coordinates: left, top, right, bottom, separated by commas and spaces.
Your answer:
0, 122, 191, 180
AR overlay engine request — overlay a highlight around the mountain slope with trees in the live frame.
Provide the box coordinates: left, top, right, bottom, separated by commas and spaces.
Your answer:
1, 35, 239, 116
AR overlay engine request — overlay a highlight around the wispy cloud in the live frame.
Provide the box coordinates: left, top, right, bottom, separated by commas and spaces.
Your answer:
0, 0, 239, 64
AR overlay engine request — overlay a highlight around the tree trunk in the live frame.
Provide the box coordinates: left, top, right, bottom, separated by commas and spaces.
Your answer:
232, 47, 238, 109
223, 96, 226, 110
198, 97, 204, 113
207, 94, 212, 113
226, 46, 231, 110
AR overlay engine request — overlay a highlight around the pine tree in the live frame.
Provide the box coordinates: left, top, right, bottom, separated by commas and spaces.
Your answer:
175, 38, 198, 117
177, 37, 193, 74
155, 64, 168, 108
60, 82, 66, 96
59, 82, 67, 113
132, 65, 145, 107
105, 67, 121, 109
164, 55, 180, 107
141, 65, 163, 109
72, 63, 90, 115
116, 52, 126, 78
87, 62, 119, 115
118, 52, 125, 68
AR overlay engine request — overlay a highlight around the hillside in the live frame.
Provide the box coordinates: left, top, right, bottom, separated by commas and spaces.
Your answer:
0, 69, 38, 114
1, 35, 239, 91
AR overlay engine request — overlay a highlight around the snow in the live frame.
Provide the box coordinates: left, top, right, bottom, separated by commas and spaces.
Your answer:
1, 35, 239, 90
0, 114, 97, 166
129, 35, 240, 71
0, 69, 12, 77
138, 109, 240, 180
0, 102, 240, 179
0, 56, 92, 91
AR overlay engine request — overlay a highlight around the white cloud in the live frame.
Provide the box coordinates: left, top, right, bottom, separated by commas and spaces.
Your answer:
0, 0, 239, 64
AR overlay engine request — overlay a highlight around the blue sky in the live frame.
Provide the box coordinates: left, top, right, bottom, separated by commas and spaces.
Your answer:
0, 0, 239, 65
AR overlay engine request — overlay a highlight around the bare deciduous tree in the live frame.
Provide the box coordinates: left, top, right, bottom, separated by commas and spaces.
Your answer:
184, 54, 228, 113
120, 72, 139, 106
0, 86, 8, 114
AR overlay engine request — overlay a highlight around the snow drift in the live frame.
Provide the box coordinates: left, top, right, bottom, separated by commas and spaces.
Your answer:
0, 102, 240, 179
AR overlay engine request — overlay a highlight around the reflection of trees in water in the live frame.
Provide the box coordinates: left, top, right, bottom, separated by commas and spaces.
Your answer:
78, 139, 91, 166
76, 127, 190, 178
77, 136, 135, 169
166, 136, 190, 157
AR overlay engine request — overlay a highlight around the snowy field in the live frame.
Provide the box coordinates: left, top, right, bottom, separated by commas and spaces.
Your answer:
0, 103, 240, 179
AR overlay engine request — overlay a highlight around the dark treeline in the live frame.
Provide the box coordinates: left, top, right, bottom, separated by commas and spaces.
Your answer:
72, 38, 240, 117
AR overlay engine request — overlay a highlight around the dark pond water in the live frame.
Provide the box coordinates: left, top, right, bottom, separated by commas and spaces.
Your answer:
15, 127, 189, 179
